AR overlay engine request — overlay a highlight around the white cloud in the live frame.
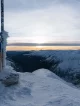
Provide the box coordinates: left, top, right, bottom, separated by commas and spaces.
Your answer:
1, 0, 80, 43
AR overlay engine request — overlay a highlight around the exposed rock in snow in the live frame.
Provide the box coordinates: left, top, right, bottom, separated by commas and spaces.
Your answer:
1, 73, 19, 86
0, 66, 19, 86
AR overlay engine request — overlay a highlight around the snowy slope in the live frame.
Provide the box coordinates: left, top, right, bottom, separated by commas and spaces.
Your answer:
0, 68, 80, 106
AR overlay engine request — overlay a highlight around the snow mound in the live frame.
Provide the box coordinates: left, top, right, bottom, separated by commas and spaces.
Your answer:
33, 68, 61, 80
0, 68, 80, 106
33, 68, 54, 77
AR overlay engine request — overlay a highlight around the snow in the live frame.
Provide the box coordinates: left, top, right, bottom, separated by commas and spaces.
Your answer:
2, 31, 8, 69
33, 69, 61, 80
0, 65, 15, 80
0, 68, 80, 106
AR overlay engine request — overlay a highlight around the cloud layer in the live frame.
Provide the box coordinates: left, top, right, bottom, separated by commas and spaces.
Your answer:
0, 0, 80, 43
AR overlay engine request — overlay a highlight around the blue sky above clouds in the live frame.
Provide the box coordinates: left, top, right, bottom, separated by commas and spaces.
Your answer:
1, 0, 80, 43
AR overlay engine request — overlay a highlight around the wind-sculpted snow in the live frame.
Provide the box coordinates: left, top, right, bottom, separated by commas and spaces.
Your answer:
0, 68, 80, 106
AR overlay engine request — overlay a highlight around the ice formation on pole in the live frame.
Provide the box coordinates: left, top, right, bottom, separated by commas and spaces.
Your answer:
0, 0, 8, 71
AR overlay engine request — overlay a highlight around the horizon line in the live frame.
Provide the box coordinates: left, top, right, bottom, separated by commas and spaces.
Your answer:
7, 42, 80, 46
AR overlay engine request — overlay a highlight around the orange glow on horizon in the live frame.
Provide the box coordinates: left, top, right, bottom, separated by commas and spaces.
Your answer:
6, 46, 80, 51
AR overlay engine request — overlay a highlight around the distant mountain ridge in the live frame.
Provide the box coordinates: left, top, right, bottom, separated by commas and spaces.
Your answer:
7, 50, 80, 85
7, 43, 80, 46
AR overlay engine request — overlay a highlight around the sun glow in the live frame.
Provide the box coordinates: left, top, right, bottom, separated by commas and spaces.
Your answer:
7, 36, 48, 44
31, 36, 47, 44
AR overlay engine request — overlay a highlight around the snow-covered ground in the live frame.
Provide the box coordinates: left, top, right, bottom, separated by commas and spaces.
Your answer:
0, 67, 80, 106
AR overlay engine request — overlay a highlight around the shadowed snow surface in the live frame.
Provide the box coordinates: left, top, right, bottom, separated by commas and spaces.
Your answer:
0, 68, 80, 106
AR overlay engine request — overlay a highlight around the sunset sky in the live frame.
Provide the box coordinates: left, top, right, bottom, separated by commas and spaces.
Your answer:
0, 0, 80, 44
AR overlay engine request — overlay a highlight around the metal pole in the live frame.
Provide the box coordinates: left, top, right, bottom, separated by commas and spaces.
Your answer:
1, 0, 4, 32
0, 0, 4, 71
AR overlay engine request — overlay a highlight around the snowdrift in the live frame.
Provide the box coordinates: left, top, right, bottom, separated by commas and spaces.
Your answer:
0, 68, 80, 106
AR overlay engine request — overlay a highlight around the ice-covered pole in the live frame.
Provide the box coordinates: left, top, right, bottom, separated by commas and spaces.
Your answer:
1, 0, 4, 32
0, 0, 4, 71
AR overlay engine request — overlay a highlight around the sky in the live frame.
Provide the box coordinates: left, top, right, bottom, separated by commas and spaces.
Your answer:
0, 0, 80, 44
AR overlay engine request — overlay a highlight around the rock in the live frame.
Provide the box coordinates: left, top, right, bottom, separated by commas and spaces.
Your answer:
1, 73, 19, 86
